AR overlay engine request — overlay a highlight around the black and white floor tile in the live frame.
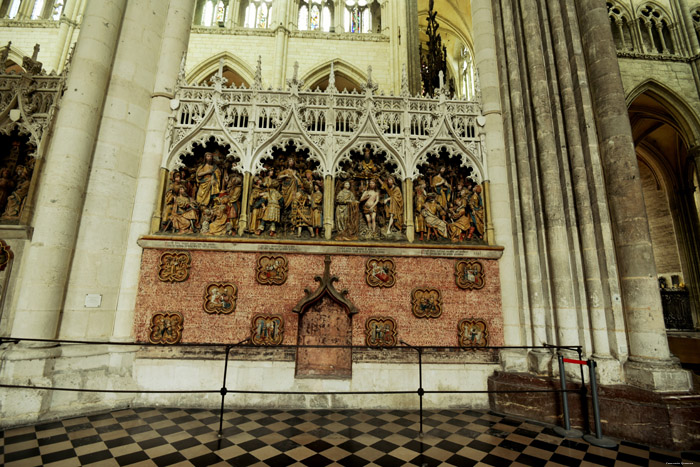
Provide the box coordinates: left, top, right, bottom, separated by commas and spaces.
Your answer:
1, 407, 698, 466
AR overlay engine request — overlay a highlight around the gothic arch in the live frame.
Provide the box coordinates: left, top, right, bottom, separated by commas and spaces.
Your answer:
635, 0, 673, 20
186, 52, 255, 87
626, 80, 700, 146
301, 59, 366, 92
1, 44, 27, 73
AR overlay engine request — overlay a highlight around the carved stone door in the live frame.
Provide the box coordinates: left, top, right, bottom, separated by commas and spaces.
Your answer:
296, 297, 352, 378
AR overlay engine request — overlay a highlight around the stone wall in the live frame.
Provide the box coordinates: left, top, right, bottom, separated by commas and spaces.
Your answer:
133, 248, 503, 347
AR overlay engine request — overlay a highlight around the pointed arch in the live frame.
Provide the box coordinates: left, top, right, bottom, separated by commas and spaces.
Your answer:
301, 59, 367, 92
626, 79, 700, 146
1, 43, 28, 73
186, 52, 255, 87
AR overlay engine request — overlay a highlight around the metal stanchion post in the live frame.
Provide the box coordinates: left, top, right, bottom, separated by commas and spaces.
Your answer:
418, 347, 424, 437
218, 345, 231, 440
553, 354, 583, 438
582, 360, 617, 448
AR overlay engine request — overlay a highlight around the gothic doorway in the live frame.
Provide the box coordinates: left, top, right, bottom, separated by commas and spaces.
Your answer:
293, 256, 357, 378
629, 88, 700, 331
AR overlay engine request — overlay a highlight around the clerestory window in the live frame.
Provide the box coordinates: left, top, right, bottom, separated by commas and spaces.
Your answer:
244, 0, 273, 29
298, 0, 332, 32
344, 0, 376, 34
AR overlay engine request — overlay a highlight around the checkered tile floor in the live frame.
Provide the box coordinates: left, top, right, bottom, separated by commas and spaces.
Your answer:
1, 407, 698, 466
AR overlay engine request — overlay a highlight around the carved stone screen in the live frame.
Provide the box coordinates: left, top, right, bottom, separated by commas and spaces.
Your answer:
295, 297, 352, 378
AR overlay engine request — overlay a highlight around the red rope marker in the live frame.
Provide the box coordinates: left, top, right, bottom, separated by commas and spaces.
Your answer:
562, 358, 587, 365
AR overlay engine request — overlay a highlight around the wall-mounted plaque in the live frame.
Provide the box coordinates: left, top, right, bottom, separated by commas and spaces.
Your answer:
411, 288, 442, 319
149, 312, 184, 345
365, 317, 398, 348
365, 257, 396, 288
458, 319, 489, 348
256, 255, 288, 285
158, 251, 192, 282
455, 260, 485, 290
203, 282, 237, 314
251, 314, 284, 346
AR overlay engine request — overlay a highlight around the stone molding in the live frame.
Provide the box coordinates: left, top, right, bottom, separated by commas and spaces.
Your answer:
189, 25, 389, 42
137, 236, 505, 259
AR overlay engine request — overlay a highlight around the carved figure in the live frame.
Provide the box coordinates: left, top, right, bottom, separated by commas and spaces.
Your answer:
458, 319, 488, 348
203, 282, 237, 314
365, 317, 397, 347
256, 255, 289, 285
381, 176, 403, 233
292, 189, 314, 237
455, 259, 485, 290
0, 239, 13, 272
195, 152, 222, 206
411, 288, 442, 319
249, 177, 266, 234
360, 179, 380, 232
157, 251, 191, 282
335, 181, 359, 240
251, 314, 284, 346
1, 165, 30, 220
421, 193, 448, 239
310, 182, 323, 237
365, 257, 396, 288
170, 186, 198, 233
0, 168, 14, 213
448, 193, 472, 242
414, 180, 428, 240
278, 156, 302, 210
261, 181, 283, 236
149, 312, 184, 344
468, 185, 484, 239
431, 166, 450, 209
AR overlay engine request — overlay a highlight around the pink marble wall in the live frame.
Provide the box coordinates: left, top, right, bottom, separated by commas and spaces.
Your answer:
133, 249, 503, 347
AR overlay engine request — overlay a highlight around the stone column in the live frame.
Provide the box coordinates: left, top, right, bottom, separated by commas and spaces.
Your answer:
403, 178, 414, 242
520, 0, 581, 352
10, 0, 127, 340
238, 172, 252, 234
472, 0, 526, 362
404, 0, 421, 95
112, 0, 196, 341
496, 0, 549, 359
17, 0, 34, 20
272, 0, 290, 88
576, 0, 691, 391
324, 175, 334, 239
678, 0, 700, 54
51, 0, 78, 71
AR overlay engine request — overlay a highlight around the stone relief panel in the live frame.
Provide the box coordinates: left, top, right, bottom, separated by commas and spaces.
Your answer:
248, 142, 322, 238
256, 255, 289, 285
157, 251, 192, 282
149, 312, 184, 344
365, 317, 397, 348
160, 138, 242, 236
415, 151, 484, 243
251, 314, 284, 346
0, 239, 12, 271
411, 288, 442, 319
203, 282, 237, 314
458, 319, 489, 348
0, 132, 36, 223
365, 257, 396, 288
455, 259, 485, 290
334, 147, 404, 241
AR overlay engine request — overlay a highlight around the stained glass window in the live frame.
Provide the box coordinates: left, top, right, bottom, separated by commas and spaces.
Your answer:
215, 1, 226, 23
298, 1, 332, 32
244, 1, 272, 29
310, 5, 320, 30
344, 0, 373, 34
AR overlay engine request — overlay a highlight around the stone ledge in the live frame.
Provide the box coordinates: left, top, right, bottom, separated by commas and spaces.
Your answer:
137, 235, 505, 259
488, 371, 700, 451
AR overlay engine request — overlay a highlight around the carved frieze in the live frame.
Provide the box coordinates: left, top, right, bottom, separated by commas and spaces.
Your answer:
365, 317, 397, 348
256, 255, 289, 285
458, 319, 488, 348
251, 314, 284, 346
149, 312, 184, 345
157, 251, 191, 282
411, 288, 442, 319
365, 257, 396, 288
203, 282, 237, 314
455, 260, 485, 290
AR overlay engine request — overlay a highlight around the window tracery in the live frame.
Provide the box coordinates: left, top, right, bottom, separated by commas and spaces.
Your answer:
343, 0, 379, 34
244, 0, 272, 29
638, 3, 675, 55
298, 0, 332, 32
607, 1, 634, 52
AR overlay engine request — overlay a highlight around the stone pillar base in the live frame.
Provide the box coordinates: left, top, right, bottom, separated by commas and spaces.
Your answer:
624, 360, 693, 392
488, 371, 700, 451
527, 350, 553, 375
0, 344, 137, 428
